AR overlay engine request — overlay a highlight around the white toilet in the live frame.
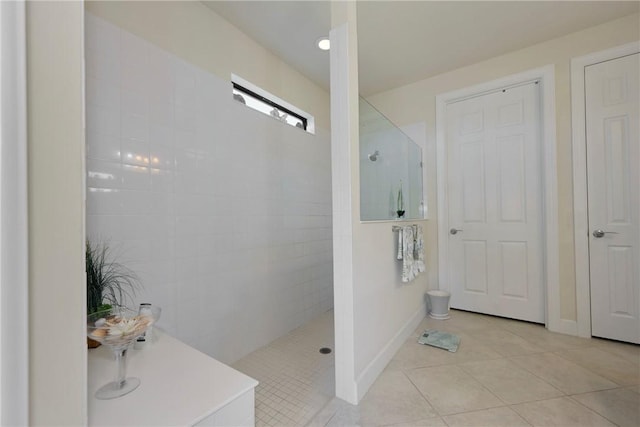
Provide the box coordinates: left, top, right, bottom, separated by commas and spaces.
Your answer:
426, 290, 451, 320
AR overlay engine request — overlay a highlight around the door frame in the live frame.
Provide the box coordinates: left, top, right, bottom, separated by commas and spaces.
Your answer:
435, 65, 561, 331
571, 41, 640, 338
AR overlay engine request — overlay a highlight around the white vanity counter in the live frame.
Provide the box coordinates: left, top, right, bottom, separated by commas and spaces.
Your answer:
88, 331, 258, 426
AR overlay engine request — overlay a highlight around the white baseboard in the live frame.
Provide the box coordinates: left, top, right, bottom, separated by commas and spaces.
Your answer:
354, 302, 426, 402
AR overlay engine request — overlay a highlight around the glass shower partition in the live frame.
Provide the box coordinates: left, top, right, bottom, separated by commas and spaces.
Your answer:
359, 97, 424, 221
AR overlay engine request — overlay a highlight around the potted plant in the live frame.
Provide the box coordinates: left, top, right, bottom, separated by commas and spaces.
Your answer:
86, 240, 140, 347
396, 181, 405, 218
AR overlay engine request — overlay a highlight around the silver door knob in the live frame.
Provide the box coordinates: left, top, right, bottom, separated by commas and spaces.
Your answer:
593, 229, 618, 238
450, 228, 463, 235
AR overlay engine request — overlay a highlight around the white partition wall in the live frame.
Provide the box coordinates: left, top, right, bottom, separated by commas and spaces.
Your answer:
0, 1, 29, 424
330, 3, 430, 404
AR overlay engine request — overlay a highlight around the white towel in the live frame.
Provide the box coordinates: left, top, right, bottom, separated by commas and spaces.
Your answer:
413, 224, 426, 275
396, 225, 426, 283
401, 226, 416, 282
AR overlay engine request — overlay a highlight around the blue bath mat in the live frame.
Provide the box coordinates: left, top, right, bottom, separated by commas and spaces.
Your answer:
418, 329, 460, 353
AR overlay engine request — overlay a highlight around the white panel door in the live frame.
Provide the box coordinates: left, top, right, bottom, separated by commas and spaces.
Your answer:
446, 82, 544, 322
586, 53, 640, 344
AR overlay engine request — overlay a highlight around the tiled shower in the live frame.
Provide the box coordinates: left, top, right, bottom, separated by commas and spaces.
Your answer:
85, 14, 333, 364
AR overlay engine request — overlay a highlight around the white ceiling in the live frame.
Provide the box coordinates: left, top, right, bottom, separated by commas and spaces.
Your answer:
202, 1, 331, 89
203, 1, 638, 96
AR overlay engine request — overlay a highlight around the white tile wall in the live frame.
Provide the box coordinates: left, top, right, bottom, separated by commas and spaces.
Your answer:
85, 13, 333, 364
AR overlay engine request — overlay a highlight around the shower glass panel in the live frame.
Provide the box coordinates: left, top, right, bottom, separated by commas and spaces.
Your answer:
359, 97, 424, 221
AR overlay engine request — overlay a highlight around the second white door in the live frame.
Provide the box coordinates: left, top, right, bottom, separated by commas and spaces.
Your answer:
586, 53, 639, 344
446, 82, 544, 323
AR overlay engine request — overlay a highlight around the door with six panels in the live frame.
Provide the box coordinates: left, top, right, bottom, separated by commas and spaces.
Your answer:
446, 82, 544, 323
586, 53, 640, 344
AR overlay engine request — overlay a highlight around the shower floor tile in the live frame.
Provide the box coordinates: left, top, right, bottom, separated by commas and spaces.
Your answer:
233, 310, 335, 427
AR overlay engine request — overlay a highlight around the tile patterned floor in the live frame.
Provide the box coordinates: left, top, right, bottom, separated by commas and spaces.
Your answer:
233, 310, 335, 427
237, 309, 640, 427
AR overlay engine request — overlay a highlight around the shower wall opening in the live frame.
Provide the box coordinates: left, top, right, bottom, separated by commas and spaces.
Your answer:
85, 13, 334, 364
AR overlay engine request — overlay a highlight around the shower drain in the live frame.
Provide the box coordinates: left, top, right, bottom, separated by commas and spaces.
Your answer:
319, 347, 332, 354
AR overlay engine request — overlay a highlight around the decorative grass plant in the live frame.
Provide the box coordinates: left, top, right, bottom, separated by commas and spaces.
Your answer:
86, 240, 140, 315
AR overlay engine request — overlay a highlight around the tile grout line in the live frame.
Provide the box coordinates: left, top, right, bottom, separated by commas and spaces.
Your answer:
506, 351, 621, 396
565, 391, 629, 427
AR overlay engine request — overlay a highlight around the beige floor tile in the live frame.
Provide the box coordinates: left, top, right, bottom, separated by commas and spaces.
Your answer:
494, 317, 545, 334
358, 370, 437, 426
507, 327, 594, 352
477, 329, 546, 357
307, 398, 347, 427
460, 358, 563, 404
443, 406, 531, 427
512, 397, 616, 426
555, 347, 640, 385
412, 317, 467, 337
386, 337, 447, 371
407, 365, 504, 415
571, 387, 640, 427
442, 310, 501, 332
311, 397, 446, 427
382, 417, 447, 427
510, 352, 618, 394
591, 338, 640, 365
324, 401, 361, 427
386, 331, 502, 371
280, 311, 639, 427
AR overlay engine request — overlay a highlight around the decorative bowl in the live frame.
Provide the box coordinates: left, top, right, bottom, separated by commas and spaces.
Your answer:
87, 307, 154, 399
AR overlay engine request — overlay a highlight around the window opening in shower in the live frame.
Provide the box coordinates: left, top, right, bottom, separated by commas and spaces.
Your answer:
231, 75, 313, 133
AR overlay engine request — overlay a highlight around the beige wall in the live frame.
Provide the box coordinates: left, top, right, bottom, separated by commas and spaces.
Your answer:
85, 1, 330, 130
26, 1, 86, 424
368, 13, 640, 322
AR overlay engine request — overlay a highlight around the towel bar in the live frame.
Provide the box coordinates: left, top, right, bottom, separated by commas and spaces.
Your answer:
392, 225, 418, 232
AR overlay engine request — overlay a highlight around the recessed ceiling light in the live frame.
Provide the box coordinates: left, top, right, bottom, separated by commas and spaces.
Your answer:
316, 37, 330, 51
